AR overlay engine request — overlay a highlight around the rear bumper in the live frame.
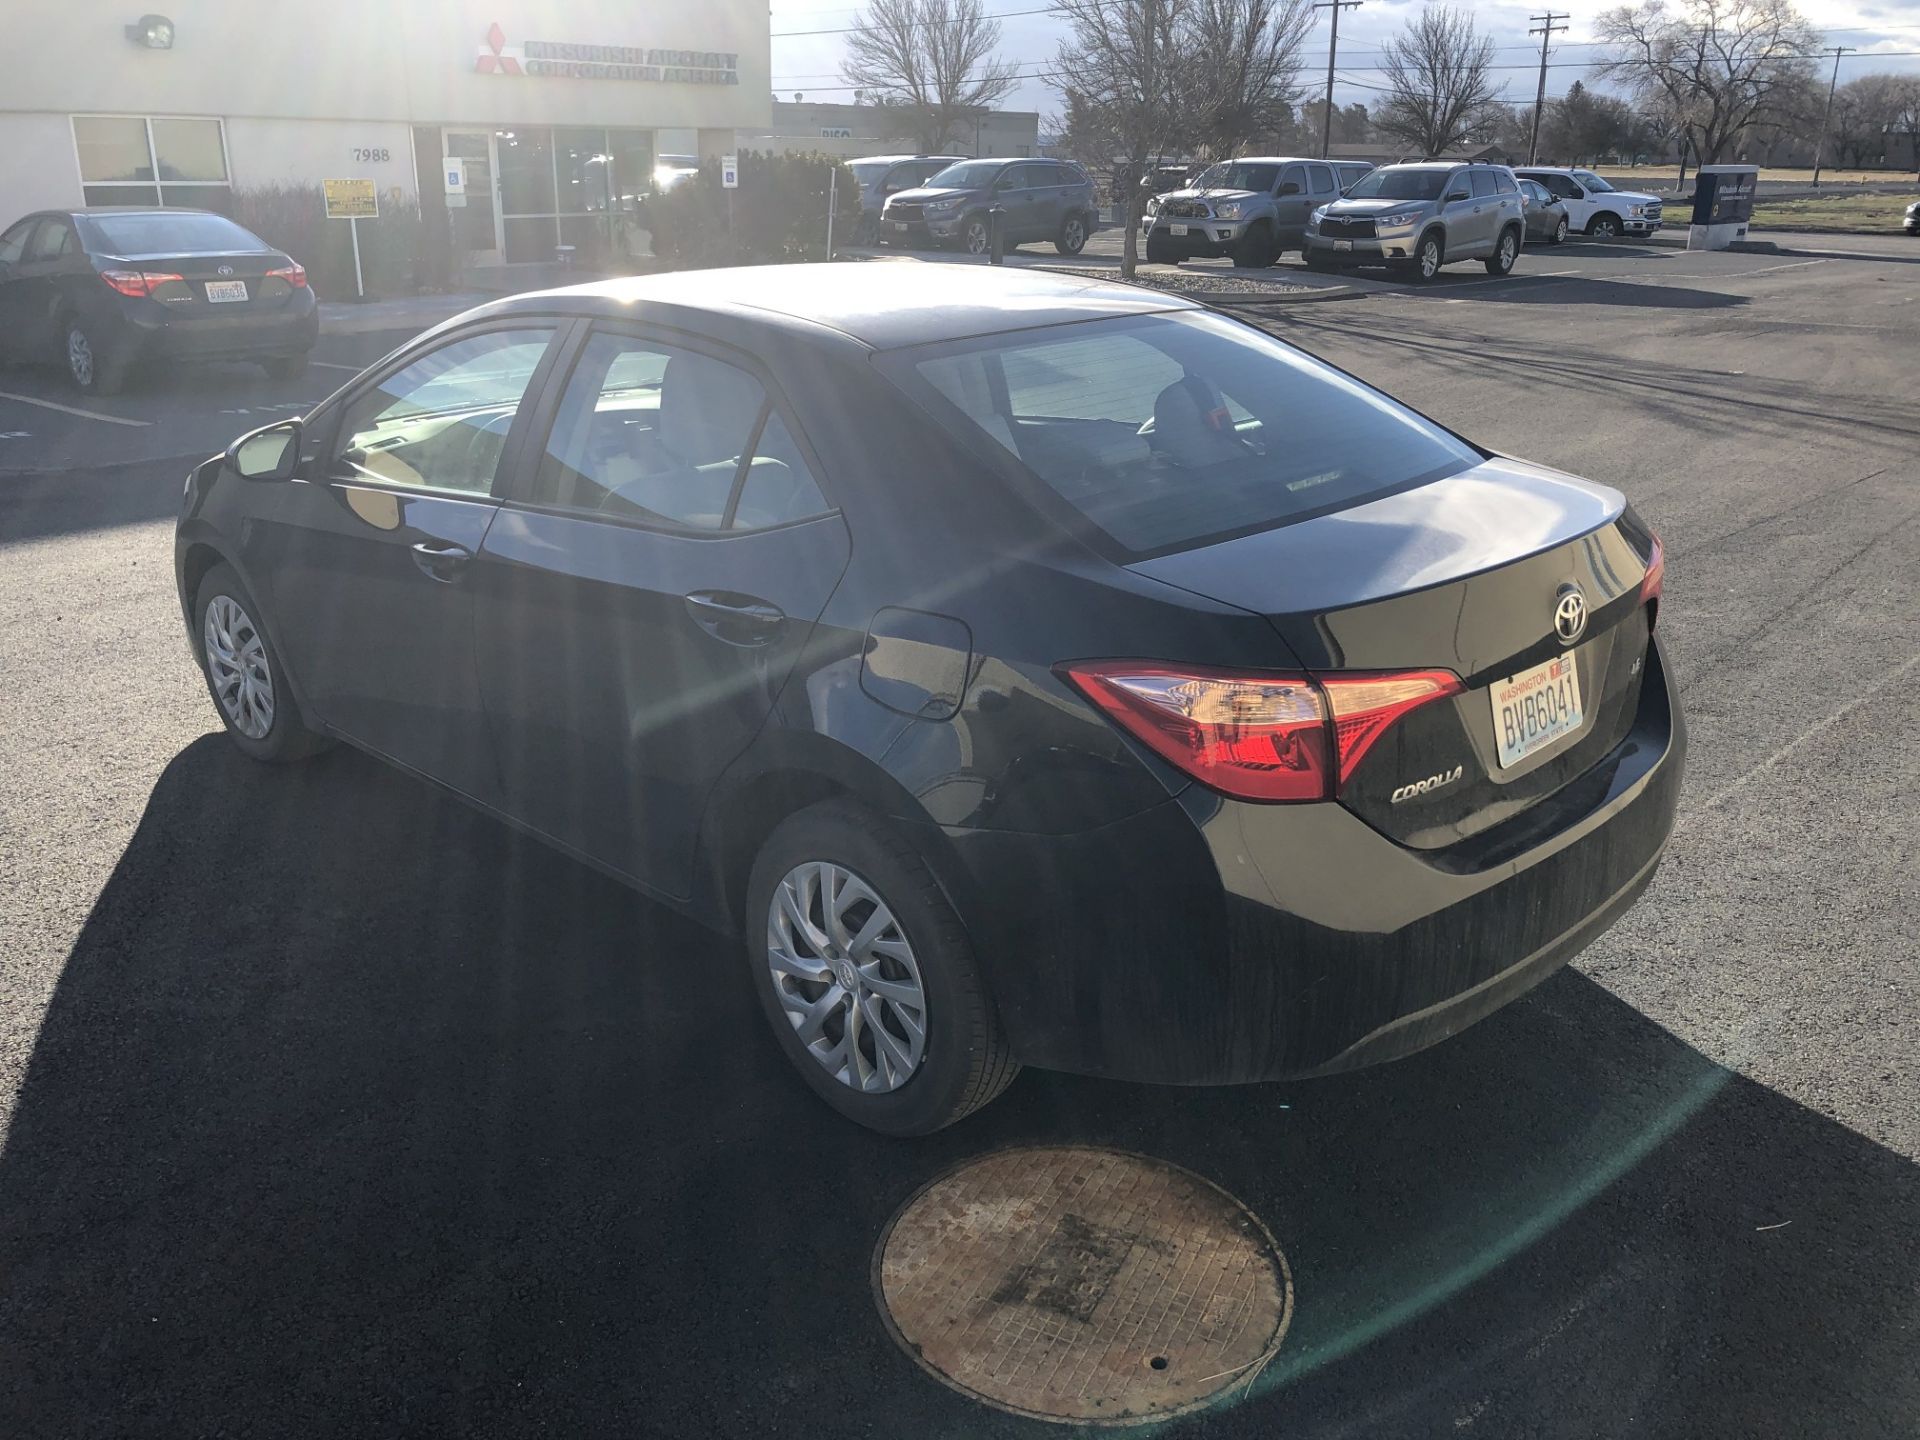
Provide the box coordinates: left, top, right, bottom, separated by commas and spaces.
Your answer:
112, 292, 318, 362
925, 633, 1686, 1086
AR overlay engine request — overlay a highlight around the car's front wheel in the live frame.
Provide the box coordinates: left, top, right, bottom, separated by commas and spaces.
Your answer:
1232, 221, 1276, 268
194, 563, 330, 763
1551, 214, 1569, 245
1484, 226, 1520, 276
63, 320, 128, 396
1055, 211, 1089, 255
1589, 212, 1622, 240
1145, 231, 1177, 264
1411, 232, 1444, 282
746, 800, 1018, 1134
961, 216, 992, 256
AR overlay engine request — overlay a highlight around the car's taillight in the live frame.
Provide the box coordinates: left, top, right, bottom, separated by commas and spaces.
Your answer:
1060, 662, 1461, 803
1639, 532, 1665, 625
100, 269, 184, 298
265, 262, 308, 287
1321, 671, 1464, 787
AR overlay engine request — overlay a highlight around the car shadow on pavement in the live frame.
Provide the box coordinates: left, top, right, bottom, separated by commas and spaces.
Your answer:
1448, 275, 1747, 309
2, 737, 1915, 1438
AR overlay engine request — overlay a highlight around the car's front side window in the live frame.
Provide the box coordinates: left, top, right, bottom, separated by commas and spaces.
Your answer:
1575, 170, 1613, 192
531, 332, 828, 531
334, 329, 555, 496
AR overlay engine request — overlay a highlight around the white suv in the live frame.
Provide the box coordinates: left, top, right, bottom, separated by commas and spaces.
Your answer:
1514, 168, 1663, 239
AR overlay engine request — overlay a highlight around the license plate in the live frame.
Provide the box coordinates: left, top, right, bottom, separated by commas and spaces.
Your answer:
204, 280, 248, 303
887, 221, 907, 231
1169, 224, 1188, 236
1334, 239, 1353, 251
1491, 653, 1584, 768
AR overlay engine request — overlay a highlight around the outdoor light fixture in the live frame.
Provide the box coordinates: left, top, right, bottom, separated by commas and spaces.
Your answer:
125, 14, 175, 48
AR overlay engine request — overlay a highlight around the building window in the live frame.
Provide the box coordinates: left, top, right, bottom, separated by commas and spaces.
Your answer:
73, 115, 230, 211
494, 126, 653, 263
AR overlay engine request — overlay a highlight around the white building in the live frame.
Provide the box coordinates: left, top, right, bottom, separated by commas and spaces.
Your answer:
2, 3, 771, 266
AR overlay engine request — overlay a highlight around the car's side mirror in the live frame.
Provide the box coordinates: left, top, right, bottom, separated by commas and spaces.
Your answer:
228, 419, 302, 481
1277, 182, 1301, 196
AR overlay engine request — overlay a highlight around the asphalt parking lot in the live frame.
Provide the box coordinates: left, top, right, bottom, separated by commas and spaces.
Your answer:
3, 238, 1917, 1438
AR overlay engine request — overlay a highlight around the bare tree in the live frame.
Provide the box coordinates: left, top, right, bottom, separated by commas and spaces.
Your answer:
842, 0, 1021, 154
1181, 0, 1316, 159
1053, 0, 1195, 277
1373, 6, 1503, 160
1591, 0, 1820, 166
1894, 78, 1920, 181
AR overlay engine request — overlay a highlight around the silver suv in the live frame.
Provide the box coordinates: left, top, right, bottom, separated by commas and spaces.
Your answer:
1145, 157, 1372, 267
1306, 162, 1526, 281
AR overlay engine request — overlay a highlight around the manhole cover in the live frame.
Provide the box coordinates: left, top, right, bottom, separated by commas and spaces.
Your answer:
874, 1146, 1292, 1425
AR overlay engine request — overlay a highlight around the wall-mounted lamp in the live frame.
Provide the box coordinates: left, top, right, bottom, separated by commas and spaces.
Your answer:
125, 14, 175, 48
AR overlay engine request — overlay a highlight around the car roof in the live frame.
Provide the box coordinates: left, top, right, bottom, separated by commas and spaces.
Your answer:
1220, 156, 1321, 165
482, 263, 1197, 352
852, 154, 965, 164
73, 206, 226, 217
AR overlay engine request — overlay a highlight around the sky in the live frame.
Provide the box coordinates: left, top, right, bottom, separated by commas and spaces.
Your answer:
767, 0, 1920, 129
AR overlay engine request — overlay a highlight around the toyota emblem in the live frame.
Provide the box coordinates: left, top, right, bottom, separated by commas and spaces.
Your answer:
216, 265, 235, 276
1553, 585, 1588, 645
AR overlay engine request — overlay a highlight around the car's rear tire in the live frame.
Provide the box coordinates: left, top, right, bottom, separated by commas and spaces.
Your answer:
1411, 231, 1444, 282
1232, 221, 1275, 268
1145, 231, 1177, 264
1055, 211, 1089, 256
193, 563, 331, 764
63, 319, 128, 396
1550, 214, 1569, 245
1589, 212, 1622, 240
262, 353, 309, 382
1484, 225, 1520, 276
745, 799, 1018, 1135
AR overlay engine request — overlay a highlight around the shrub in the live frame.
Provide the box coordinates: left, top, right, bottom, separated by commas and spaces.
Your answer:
229, 186, 425, 300
645, 150, 863, 269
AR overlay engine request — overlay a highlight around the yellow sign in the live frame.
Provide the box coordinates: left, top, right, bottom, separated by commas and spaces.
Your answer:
323, 178, 379, 220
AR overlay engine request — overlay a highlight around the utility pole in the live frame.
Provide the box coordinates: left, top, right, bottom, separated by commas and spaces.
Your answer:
1313, 0, 1362, 161
1526, 12, 1569, 166
1810, 46, 1855, 187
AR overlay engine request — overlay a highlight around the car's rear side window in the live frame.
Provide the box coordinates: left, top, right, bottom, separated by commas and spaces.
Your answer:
899, 312, 1479, 557
1470, 170, 1499, 198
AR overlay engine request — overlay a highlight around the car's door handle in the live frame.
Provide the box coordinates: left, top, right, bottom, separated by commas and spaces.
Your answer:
410, 540, 472, 582
685, 590, 786, 645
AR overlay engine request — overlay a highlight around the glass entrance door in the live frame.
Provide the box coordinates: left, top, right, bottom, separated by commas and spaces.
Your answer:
443, 130, 502, 265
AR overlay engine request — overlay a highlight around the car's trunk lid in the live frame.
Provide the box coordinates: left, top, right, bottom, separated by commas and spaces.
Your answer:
101, 249, 300, 314
1129, 457, 1659, 847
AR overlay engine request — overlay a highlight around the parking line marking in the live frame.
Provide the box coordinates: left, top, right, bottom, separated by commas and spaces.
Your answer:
0, 390, 150, 427
308, 360, 363, 371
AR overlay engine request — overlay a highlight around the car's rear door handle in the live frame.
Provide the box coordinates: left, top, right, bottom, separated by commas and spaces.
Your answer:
685, 590, 786, 646
411, 540, 472, 582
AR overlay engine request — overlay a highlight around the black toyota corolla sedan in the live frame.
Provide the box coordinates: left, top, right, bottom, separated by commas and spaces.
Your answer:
0, 207, 316, 394
174, 265, 1683, 1134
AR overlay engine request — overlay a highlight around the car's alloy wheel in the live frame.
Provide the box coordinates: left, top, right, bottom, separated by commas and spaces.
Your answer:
203, 593, 276, 741
768, 861, 928, 1093
1591, 214, 1620, 239
66, 328, 95, 389
1486, 229, 1518, 275
1416, 235, 1442, 280
1057, 215, 1087, 255
964, 218, 991, 255
1552, 215, 1569, 245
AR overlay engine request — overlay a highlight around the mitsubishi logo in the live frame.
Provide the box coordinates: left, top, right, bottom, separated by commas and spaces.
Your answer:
1553, 584, 1589, 645
475, 22, 523, 74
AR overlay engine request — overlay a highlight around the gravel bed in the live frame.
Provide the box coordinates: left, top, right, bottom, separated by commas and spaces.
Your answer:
1030, 264, 1318, 297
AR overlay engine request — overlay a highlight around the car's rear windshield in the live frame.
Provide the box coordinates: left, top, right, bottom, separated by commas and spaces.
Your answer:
893, 311, 1480, 557
1343, 169, 1449, 201
83, 212, 267, 256
1193, 162, 1280, 193
849, 162, 891, 186
926, 161, 1004, 189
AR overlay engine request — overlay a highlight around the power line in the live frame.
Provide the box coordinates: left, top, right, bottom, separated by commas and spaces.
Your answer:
773, 5, 1050, 36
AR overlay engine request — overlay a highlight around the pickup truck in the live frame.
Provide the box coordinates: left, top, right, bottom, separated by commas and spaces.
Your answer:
1513, 167, 1664, 238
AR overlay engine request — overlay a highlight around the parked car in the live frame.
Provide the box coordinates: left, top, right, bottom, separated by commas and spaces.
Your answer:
1144, 156, 1373, 267
1519, 178, 1572, 245
176, 264, 1681, 1135
1513, 167, 1663, 239
845, 154, 966, 246
1905, 199, 1918, 235
0, 208, 316, 395
880, 158, 1098, 256
1306, 162, 1526, 280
